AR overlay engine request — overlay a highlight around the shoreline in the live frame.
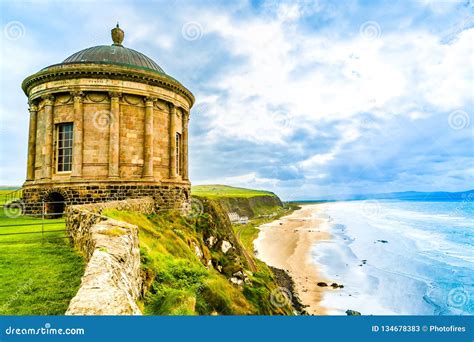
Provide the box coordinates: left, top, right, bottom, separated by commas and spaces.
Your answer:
254, 204, 333, 315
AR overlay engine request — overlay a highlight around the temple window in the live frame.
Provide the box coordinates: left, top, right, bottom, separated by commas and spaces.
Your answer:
56, 123, 73, 172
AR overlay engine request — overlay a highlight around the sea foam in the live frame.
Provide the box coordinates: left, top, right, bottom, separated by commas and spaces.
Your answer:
311, 200, 474, 315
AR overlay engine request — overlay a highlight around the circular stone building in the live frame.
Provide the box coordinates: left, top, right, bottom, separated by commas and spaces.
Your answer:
21, 25, 194, 215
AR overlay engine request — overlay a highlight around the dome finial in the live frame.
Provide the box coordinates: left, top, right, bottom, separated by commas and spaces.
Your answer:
111, 23, 124, 46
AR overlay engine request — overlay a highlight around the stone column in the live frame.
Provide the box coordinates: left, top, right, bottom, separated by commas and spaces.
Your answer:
168, 103, 177, 179
182, 111, 189, 181
26, 102, 38, 181
142, 97, 155, 179
108, 92, 121, 178
71, 91, 84, 178
42, 95, 55, 180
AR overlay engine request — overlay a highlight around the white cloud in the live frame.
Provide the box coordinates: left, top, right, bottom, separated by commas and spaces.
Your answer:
1, 0, 472, 195
191, 6, 473, 152
299, 153, 335, 167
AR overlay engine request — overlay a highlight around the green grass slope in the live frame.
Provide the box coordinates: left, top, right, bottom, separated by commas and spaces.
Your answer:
0, 208, 84, 315
105, 196, 295, 315
192, 185, 275, 198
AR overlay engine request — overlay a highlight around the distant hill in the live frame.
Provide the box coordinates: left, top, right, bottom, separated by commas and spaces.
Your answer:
298, 190, 474, 202
191, 184, 283, 218
191, 184, 276, 199
0, 186, 21, 190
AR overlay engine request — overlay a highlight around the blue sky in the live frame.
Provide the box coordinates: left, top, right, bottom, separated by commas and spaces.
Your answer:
0, 0, 472, 200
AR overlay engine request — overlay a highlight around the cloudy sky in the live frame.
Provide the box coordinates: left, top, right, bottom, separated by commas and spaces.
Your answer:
0, 0, 472, 200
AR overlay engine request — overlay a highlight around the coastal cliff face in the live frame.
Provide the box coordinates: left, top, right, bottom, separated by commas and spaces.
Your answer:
104, 189, 294, 315
191, 185, 284, 218
65, 186, 295, 315
213, 195, 283, 218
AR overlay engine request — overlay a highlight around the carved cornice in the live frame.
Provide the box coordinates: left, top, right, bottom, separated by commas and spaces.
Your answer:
22, 64, 195, 108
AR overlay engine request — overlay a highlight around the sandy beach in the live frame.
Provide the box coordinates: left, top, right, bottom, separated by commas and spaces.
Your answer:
254, 204, 332, 315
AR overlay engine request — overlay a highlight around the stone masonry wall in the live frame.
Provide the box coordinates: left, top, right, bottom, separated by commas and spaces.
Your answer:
65, 197, 154, 315
22, 182, 189, 215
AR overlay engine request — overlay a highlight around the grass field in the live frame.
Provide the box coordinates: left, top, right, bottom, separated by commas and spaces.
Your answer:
191, 184, 276, 199
0, 185, 289, 315
0, 191, 85, 315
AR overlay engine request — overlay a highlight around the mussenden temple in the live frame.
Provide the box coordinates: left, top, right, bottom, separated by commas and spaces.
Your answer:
20, 25, 194, 215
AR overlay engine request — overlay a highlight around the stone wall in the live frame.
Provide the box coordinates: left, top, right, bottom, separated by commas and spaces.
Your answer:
22, 182, 189, 215
65, 197, 154, 315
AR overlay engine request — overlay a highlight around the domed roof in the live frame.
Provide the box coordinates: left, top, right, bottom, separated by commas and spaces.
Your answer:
23, 24, 195, 107
62, 45, 165, 74
60, 24, 165, 74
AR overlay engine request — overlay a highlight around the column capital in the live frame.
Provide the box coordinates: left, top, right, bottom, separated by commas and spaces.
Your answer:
41, 95, 55, 105
71, 91, 84, 101
168, 102, 176, 111
183, 110, 190, 122
28, 101, 38, 113
144, 96, 157, 105
109, 91, 122, 99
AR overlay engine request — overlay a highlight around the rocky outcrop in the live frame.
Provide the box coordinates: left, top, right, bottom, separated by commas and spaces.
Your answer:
65, 198, 154, 315
346, 309, 362, 316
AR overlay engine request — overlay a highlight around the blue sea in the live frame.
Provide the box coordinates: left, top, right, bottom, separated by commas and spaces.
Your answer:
312, 200, 473, 315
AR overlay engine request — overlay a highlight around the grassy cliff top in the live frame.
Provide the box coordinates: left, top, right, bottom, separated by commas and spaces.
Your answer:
191, 185, 276, 199
103, 199, 293, 315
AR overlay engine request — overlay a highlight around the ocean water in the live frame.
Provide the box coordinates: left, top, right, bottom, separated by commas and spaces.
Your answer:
312, 200, 474, 315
